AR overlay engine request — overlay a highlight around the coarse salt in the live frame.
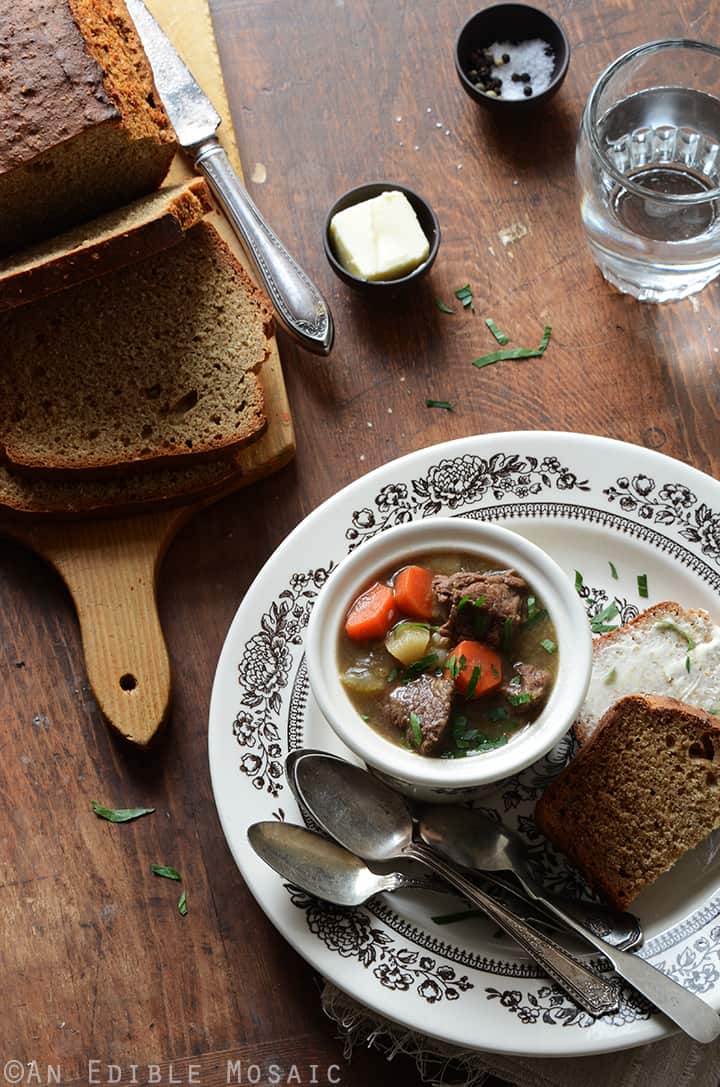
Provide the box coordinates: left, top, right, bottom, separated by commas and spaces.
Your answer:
487, 39, 555, 100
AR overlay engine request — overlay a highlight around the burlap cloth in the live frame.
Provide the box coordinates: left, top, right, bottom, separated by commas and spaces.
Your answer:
322, 981, 720, 1087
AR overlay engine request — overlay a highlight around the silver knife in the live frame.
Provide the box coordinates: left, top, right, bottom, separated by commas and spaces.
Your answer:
125, 0, 333, 356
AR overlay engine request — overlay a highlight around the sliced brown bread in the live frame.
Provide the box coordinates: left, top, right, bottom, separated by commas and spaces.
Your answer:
0, 0, 176, 255
0, 180, 213, 313
0, 449, 254, 519
574, 602, 720, 746
0, 222, 272, 478
536, 694, 720, 909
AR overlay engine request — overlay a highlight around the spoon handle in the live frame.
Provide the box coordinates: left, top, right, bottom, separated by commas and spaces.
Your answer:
517, 873, 720, 1044
405, 842, 619, 1018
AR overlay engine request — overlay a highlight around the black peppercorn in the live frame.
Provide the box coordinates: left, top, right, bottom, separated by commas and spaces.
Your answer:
502, 53, 510, 63
523, 85, 533, 97
520, 72, 531, 82
511, 72, 522, 82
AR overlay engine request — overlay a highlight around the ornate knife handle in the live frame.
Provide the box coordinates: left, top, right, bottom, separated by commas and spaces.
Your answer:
194, 140, 334, 356
405, 842, 619, 1018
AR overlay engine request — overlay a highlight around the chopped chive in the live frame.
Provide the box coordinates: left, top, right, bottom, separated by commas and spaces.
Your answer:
637, 573, 649, 599
447, 654, 459, 679
604, 667, 617, 685
540, 638, 557, 654
387, 667, 400, 683
466, 665, 481, 699
524, 606, 548, 628
458, 654, 468, 673
434, 298, 455, 314
686, 655, 692, 673
426, 399, 454, 411
360, 713, 369, 722
402, 653, 440, 682
454, 284, 474, 310
177, 890, 188, 916
609, 561, 619, 580
485, 317, 509, 345
509, 675, 521, 687
574, 570, 584, 592
152, 864, 181, 881
409, 711, 423, 748
491, 663, 500, 678
472, 326, 551, 369
91, 802, 155, 823
653, 619, 696, 650
527, 595, 537, 621
507, 692, 532, 706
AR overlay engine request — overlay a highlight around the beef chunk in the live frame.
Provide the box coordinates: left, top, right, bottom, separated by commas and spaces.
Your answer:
382, 673, 455, 755
501, 662, 551, 710
432, 569, 529, 646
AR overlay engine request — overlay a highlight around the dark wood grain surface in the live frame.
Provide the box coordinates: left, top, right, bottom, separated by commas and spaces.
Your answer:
2, 1, 719, 1085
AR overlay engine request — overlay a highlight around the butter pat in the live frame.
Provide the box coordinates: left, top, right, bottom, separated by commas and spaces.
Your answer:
329, 191, 430, 281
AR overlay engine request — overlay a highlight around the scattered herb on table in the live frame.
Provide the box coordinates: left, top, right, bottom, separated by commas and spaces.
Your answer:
409, 711, 423, 748
91, 802, 155, 823
485, 317, 509, 345
574, 570, 584, 592
426, 399, 454, 411
434, 297, 455, 314
609, 561, 619, 580
686, 655, 692, 673
454, 284, 475, 311
637, 573, 649, 599
540, 638, 557, 654
590, 600, 620, 634
177, 890, 188, 916
152, 864, 181, 881
472, 325, 552, 370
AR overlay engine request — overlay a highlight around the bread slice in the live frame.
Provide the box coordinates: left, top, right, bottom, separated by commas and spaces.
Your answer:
0, 222, 271, 478
0, 0, 177, 255
536, 694, 720, 909
574, 602, 720, 746
0, 180, 213, 313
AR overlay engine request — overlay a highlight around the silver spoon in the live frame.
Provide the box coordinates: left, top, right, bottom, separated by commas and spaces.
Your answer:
418, 805, 720, 1044
286, 749, 639, 948
248, 821, 433, 905
294, 754, 619, 1017
420, 805, 642, 950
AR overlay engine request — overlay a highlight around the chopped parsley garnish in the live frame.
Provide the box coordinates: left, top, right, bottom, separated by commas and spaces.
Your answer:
91, 802, 155, 823
152, 864, 181, 881
590, 600, 620, 634
637, 573, 649, 599
507, 692, 532, 706
426, 399, 454, 411
402, 653, 440, 682
177, 890, 188, 916
434, 297, 455, 314
540, 638, 557, 654
472, 325, 552, 370
409, 711, 423, 748
527, 595, 537, 621
604, 667, 617, 685
653, 619, 696, 650
524, 606, 548, 627
454, 284, 474, 311
502, 616, 513, 652
360, 713, 370, 722
609, 561, 619, 580
485, 317, 509, 345
466, 665, 482, 699
447, 654, 460, 679
458, 654, 468, 673
574, 570, 584, 592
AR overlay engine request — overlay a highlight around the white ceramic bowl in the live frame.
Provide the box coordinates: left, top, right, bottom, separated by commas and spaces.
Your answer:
305, 517, 592, 802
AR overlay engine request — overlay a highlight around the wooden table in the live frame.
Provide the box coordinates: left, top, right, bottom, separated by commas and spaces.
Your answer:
2, 1, 719, 1084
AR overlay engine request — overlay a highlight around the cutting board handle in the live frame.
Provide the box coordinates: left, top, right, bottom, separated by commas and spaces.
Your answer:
16, 514, 178, 745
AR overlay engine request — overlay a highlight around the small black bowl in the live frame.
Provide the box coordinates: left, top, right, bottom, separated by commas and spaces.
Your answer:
323, 182, 440, 292
455, 4, 569, 113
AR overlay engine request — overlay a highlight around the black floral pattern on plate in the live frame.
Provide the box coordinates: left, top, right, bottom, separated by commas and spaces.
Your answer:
604, 474, 720, 566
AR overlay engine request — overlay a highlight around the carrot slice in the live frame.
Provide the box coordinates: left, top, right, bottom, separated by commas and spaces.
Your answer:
394, 565, 434, 621
446, 639, 503, 700
345, 582, 397, 642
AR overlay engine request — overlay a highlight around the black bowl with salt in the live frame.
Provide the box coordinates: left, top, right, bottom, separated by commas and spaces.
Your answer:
455, 4, 569, 112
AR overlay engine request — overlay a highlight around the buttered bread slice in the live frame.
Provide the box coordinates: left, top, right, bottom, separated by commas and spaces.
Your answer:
0, 222, 271, 477
574, 602, 720, 746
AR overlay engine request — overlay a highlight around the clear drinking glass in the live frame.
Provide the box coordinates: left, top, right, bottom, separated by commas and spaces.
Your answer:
577, 40, 720, 302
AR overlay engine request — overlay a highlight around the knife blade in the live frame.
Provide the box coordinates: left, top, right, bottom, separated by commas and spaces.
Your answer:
125, 0, 333, 356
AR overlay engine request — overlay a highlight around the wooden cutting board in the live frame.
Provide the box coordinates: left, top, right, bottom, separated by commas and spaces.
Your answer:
0, 0, 295, 746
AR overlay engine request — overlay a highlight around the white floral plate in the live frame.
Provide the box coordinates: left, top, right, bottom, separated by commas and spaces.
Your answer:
208, 431, 720, 1058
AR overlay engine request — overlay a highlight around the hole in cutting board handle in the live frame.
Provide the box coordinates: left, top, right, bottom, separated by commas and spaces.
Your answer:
119, 673, 138, 692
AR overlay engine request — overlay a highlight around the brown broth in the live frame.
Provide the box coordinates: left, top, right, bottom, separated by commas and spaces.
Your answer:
337, 550, 559, 757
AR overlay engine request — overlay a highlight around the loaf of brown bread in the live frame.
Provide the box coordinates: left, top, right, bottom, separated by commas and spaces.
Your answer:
0, 222, 271, 477
0, 180, 213, 312
0, 0, 176, 255
536, 694, 720, 909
